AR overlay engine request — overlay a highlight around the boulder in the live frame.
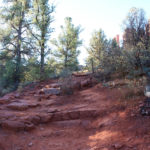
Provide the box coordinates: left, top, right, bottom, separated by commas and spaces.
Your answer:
81, 78, 92, 88
39, 88, 60, 95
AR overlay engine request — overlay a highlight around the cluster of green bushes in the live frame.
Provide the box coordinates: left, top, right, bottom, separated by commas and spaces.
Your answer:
85, 8, 150, 81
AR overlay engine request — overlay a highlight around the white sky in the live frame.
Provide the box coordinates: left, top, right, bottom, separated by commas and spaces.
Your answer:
1, 0, 150, 65
51, 0, 150, 65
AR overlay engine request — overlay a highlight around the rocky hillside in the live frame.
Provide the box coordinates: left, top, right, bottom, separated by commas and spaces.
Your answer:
0, 76, 149, 150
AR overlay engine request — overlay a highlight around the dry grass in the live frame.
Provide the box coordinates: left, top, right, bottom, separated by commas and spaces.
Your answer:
118, 87, 144, 100
109, 76, 146, 99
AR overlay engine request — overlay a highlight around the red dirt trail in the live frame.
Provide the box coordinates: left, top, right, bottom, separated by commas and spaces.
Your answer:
0, 78, 149, 150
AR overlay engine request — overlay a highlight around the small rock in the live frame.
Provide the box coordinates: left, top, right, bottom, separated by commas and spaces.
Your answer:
28, 142, 33, 147
25, 122, 35, 131
16, 147, 23, 150
131, 113, 136, 117
14, 93, 21, 98
139, 104, 144, 107
113, 143, 124, 149
40, 127, 44, 131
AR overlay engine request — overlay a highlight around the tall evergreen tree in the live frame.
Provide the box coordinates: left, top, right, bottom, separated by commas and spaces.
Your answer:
52, 17, 82, 71
0, 0, 32, 87
30, 0, 55, 80
87, 29, 107, 69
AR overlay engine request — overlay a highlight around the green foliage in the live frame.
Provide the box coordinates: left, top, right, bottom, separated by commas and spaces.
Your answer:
52, 17, 82, 71
0, 60, 16, 96
86, 8, 150, 80
0, 0, 33, 85
30, 0, 55, 79
23, 57, 40, 82
86, 29, 107, 70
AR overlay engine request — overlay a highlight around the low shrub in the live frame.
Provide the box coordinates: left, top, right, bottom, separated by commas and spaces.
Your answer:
60, 76, 74, 95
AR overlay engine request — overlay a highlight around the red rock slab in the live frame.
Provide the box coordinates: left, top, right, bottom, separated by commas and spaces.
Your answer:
7, 102, 29, 111
0, 111, 17, 120
7, 101, 39, 111
1, 119, 35, 131
51, 109, 99, 122
1, 120, 25, 131
0, 96, 10, 104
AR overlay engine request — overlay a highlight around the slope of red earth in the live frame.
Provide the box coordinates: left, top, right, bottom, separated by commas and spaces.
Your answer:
0, 76, 149, 150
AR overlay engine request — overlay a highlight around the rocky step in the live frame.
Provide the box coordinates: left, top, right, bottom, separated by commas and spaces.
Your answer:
0, 108, 99, 132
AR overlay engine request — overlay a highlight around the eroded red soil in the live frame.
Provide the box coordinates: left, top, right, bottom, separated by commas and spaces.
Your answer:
0, 77, 149, 150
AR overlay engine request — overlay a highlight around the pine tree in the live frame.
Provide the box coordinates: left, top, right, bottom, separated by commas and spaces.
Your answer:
87, 29, 107, 69
52, 17, 82, 71
0, 0, 32, 87
30, 0, 55, 80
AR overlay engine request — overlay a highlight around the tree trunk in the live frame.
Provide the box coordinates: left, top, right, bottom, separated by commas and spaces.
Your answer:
64, 48, 68, 69
15, 12, 24, 88
64, 54, 68, 69
91, 58, 95, 73
40, 42, 45, 80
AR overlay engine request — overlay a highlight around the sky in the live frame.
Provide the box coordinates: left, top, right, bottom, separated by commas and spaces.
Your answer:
51, 0, 150, 65
0, 0, 150, 65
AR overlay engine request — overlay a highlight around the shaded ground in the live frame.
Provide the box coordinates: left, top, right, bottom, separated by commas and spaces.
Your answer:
0, 77, 149, 150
